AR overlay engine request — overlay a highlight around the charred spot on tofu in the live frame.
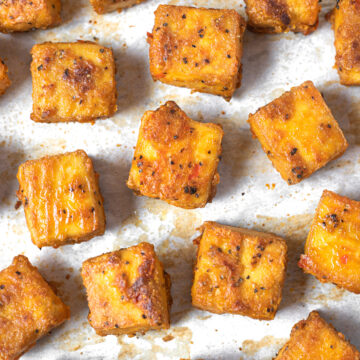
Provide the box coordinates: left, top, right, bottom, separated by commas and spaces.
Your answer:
89, 0, 146, 14
248, 81, 348, 185
0, 59, 10, 96
127, 101, 223, 209
191, 222, 288, 320
81, 242, 172, 336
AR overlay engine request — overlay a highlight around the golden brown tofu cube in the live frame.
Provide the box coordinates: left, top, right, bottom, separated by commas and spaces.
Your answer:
191, 222, 287, 320
0, 0, 61, 33
30, 41, 117, 123
127, 101, 223, 209
275, 311, 360, 359
89, 0, 145, 14
299, 190, 360, 294
248, 81, 348, 185
245, 0, 320, 35
17, 150, 106, 249
328, 0, 360, 85
0, 255, 70, 360
81, 242, 171, 336
147, 5, 246, 100
0, 59, 10, 96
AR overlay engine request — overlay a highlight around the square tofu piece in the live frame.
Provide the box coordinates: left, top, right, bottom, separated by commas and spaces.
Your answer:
299, 190, 360, 294
81, 242, 171, 336
127, 101, 223, 209
191, 222, 288, 320
17, 150, 106, 248
0, 59, 10, 96
275, 311, 360, 359
89, 0, 145, 14
148, 5, 246, 100
0, 255, 70, 360
328, 0, 360, 85
0, 0, 61, 33
245, 0, 320, 35
30, 41, 117, 123
248, 81, 348, 185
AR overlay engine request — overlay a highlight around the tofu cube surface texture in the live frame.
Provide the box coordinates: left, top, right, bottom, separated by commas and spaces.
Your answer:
299, 190, 360, 294
16, 150, 106, 249
148, 5, 246, 100
245, 0, 320, 35
0, 255, 70, 360
30, 41, 117, 123
0, 0, 61, 33
89, 0, 146, 14
191, 222, 288, 320
248, 81, 348, 185
275, 311, 360, 359
0, 59, 10, 96
127, 101, 223, 209
81, 242, 172, 336
329, 0, 360, 85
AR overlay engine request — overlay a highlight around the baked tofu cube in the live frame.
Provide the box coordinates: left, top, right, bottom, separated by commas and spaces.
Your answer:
30, 41, 117, 123
248, 81, 348, 185
0, 0, 61, 33
0, 255, 70, 360
0, 59, 10, 96
17, 150, 106, 248
89, 0, 145, 14
275, 311, 360, 359
81, 242, 171, 336
299, 190, 360, 294
191, 222, 287, 320
328, 0, 360, 85
245, 0, 320, 35
127, 101, 223, 209
147, 5, 246, 100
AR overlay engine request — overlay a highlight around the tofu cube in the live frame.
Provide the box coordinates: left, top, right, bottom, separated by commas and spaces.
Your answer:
191, 222, 288, 320
30, 41, 117, 123
245, 0, 320, 35
0, 0, 61, 33
81, 242, 171, 336
0, 59, 10, 96
299, 190, 360, 294
248, 81, 348, 185
275, 311, 360, 359
127, 101, 223, 209
147, 5, 246, 100
89, 0, 145, 14
17, 150, 106, 248
328, 0, 360, 85
0, 255, 70, 360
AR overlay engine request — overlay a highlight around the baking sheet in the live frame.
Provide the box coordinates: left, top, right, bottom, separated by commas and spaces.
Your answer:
1, 0, 360, 359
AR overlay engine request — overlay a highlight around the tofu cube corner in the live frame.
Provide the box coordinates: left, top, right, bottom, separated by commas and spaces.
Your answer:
30, 41, 117, 123
17, 150, 106, 248
89, 0, 146, 14
127, 101, 223, 209
191, 222, 288, 320
148, 5, 246, 100
0, 59, 10, 96
81, 242, 172, 336
248, 81, 348, 185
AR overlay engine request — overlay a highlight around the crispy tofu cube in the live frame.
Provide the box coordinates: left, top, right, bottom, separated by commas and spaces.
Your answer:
0, 59, 10, 96
299, 190, 360, 294
328, 0, 360, 85
275, 311, 360, 359
127, 101, 223, 209
245, 0, 320, 35
17, 150, 106, 248
0, 255, 70, 360
248, 81, 348, 185
81, 242, 171, 336
147, 5, 246, 100
191, 222, 288, 320
89, 0, 145, 14
0, 0, 61, 33
30, 41, 117, 123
